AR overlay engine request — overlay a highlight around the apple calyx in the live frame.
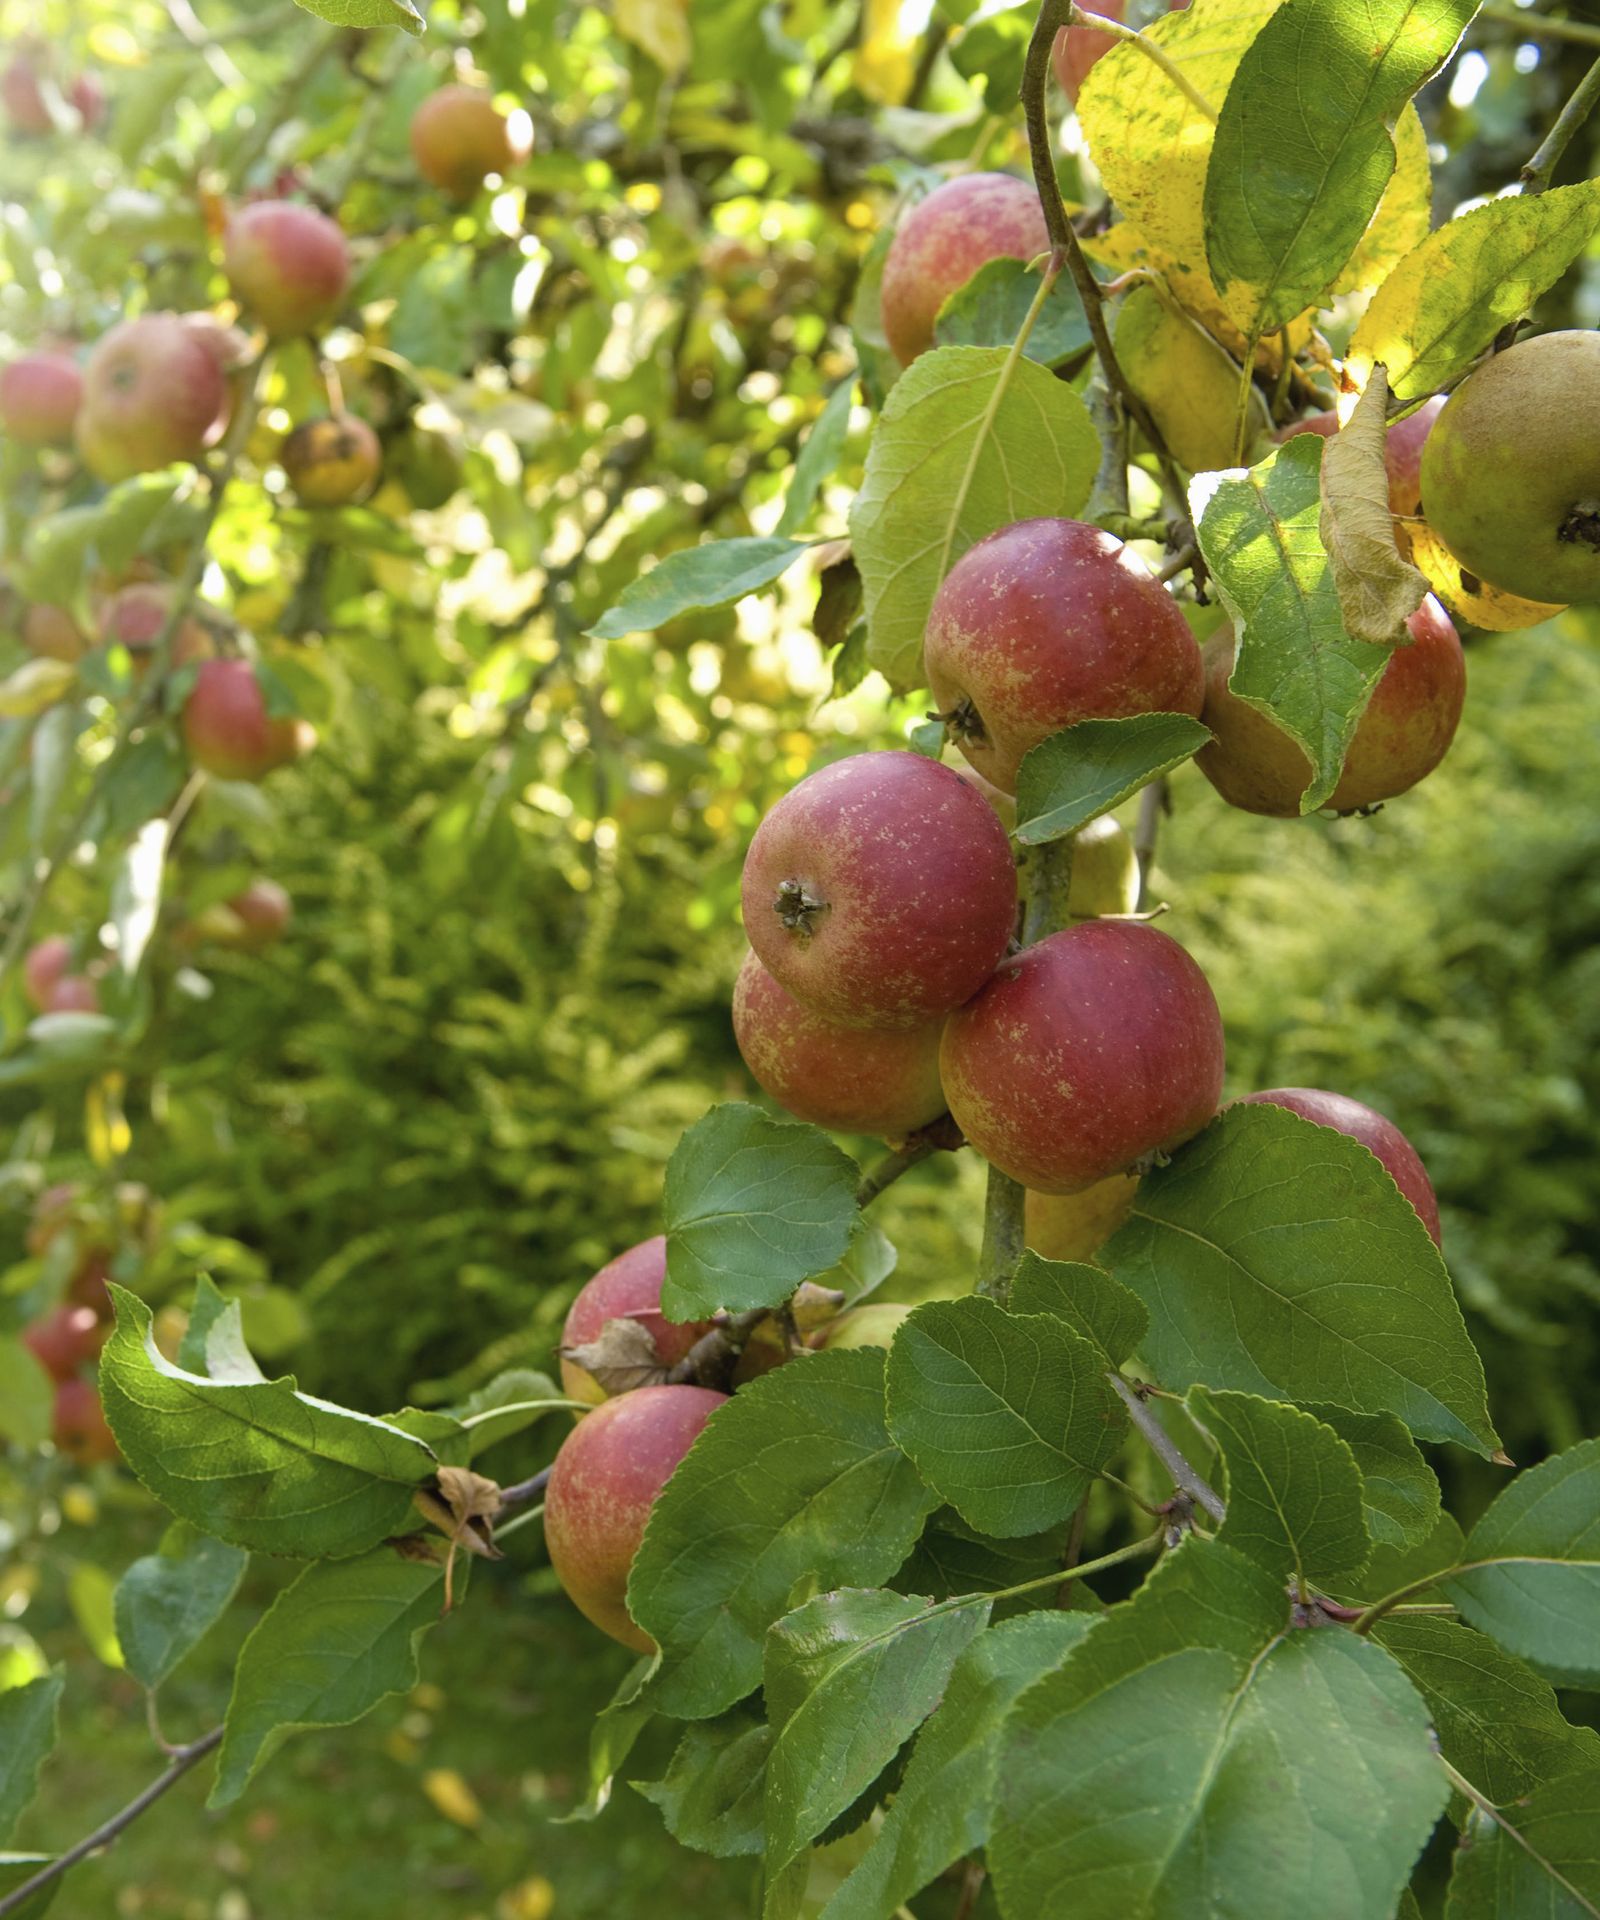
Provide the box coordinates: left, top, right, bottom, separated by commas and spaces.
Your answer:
773, 878, 828, 937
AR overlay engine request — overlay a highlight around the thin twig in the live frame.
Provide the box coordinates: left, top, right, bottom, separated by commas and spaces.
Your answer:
1132, 775, 1167, 911
1480, 3, 1600, 50
1108, 1373, 1225, 1522
855, 1134, 941, 1206
1521, 50, 1600, 191
497, 1466, 551, 1512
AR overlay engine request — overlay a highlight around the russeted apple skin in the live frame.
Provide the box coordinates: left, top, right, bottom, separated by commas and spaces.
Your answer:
1237, 1088, 1442, 1246
559, 1236, 716, 1405
1025, 1173, 1141, 1263
1421, 331, 1600, 604
925, 519, 1205, 796
76, 315, 228, 481
880, 173, 1050, 367
410, 84, 531, 198
741, 751, 1018, 1031
1284, 395, 1444, 522
940, 920, 1225, 1195
23, 936, 72, 1012
181, 659, 307, 783
733, 950, 946, 1139
544, 1384, 725, 1651
281, 415, 382, 506
1196, 596, 1465, 817
224, 201, 351, 339
0, 350, 83, 446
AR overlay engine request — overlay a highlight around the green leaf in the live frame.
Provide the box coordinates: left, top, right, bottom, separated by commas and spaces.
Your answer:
0, 1338, 52, 1449
1308, 1402, 1441, 1553
1204, 0, 1476, 336
0, 1855, 58, 1918
896, 1512, 1082, 1620
0, 1675, 63, 1844
634, 1709, 771, 1858
777, 381, 856, 537
628, 1348, 939, 1719
114, 1523, 249, 1692
211, 1547, 453, 1808
884, 1298, 1125, 1538
177, 1274, 231, 1375
587, 539, 811, 642
1192, 435, 1395, 813
1345, 1509, 1468, 1609
290, 0, 424, 41
661, 1103, 861, 1321
20, 472, 186, 607
1444, 1768, 1600, 1919
992, 1542, 1445, 1920
821, 1611, 1090, 1920
1349, 180, 1600, 403
1014, 713, 1212, 846
1188, 1387, 1370, 1589
66, 1562, 123, 1669
1009, 1252, 1150, 1367
848, 226, 899, 411
1104, 1105, 1498, 1454
851, 344, 1098, 691
946, 4, 1031, 102
554, 1656, 656, 1825
763, 1588, 989, 1903
933, 259, 1093, 368
1443, 1439, 1600, 1679
1375, 1616, 1600, 1807
99, 1286, 438, 1559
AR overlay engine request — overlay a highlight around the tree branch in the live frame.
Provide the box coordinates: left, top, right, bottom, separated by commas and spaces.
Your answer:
1521, 50, 1600, 191
1480, 3, 1600, 50
496, 1466, 551, 1511
1108, 1373, 1225, 1522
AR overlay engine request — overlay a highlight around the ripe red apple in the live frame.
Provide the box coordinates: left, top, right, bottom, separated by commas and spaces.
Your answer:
1025, 1173, 1141, 1262
741, 751, 1017, 1029
23, 1303, 107, 1383
22, 936, 72, 1012
732, 950, 947, 1138
224, 201, 350, 339
925, 518, 1206, 795
281, 415, 381, 506
1196, 596, 1465, 817
880, 173, 1051, 367
21, 603, 85, 663
100, 583, 214, 674
1237, 1087, 1441, 1245
226, 878, 293, 951
52, 1377, 118, 1465
1280, 395, 1444, 523
42, 974, 100, 1015
1051, 0, 1188, 104
409, 83, 532, 198
559, 1236, 717, 1405
544, 1384, 725, 1650
0, 349, 83, 447
2, 48, 101, 136
181, 659, 309, 782
76, 314, 229, 481
941, 919, 1225, 1194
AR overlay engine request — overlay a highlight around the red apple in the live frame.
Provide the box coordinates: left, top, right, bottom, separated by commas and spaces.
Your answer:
409, 83, 532, 199
880, 173, 1051, 367
52, 1377, 118, 1465
559, 1236, 717, 1405
23, 1304, 107, 1383
1196, 596, 1465, 817
1237, 1087, 1441, 1245
1279, 395, 1444, 521
22, 936, 72, 1012
43, 974, 100, 1015
925, 518, 1205, 795
941, 919, 1225, 1194
76, 314, 229, 481
732, 949, 947, 1138
1025, 1173, 1141, 1262
281, 414, 381, 506
544, 1384, 725, 1650
181, 658, 309, 782
226, 879, 292, 950
741, 751, 1017, 1029
0, 349, 83, 446
224, 201, 350, 339
1051, 0, 1189, 103
100, 582, 214, 674
21, 603, 85, 662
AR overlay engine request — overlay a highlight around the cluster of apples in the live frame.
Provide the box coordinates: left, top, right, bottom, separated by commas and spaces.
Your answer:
1, 38, 102, 139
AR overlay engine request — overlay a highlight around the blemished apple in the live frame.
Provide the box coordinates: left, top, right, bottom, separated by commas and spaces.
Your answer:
181, 659, 309, 782
281, 415, 382, 506
22, 936, 73, 1012
0, 349, 83, 447
1196, 596, 1465, 816
732, 950, 947, 1138
224, 201, 351, 339
543, 1384, 725, 1650
23, 1303, 107, 1383
21, 604, 84, 663
1237, 1087, 1441, 1245
741, 751, 1017, 1029
1420, 331, 1600, 604
559, 1236, 716, 1404
52, 1378, 119, 1465
925, 518, 1205, 795
940, 919, 1225, 1194
1025, 1173, 1141, 1263
880, 173, 1051, 367
410, 83, 532, 198
75, 314, 228, 481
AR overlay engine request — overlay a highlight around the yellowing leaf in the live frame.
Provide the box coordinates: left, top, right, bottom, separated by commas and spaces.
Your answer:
1407, 520, 1565, 633
422, 1766, 484, 1829
1335, 106, 1432, 299
0, 656, 76, 717
614, 0, 691, 74
498, 1878, 556, 1920
854, 0, 915, 104
1318, 367, 1426, 644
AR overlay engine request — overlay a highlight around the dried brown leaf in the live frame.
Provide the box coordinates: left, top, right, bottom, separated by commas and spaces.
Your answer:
1318, 365, 1426, 645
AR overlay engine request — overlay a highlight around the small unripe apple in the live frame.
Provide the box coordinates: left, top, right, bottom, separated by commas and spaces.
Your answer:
925, 518, 1205, 795
23, 1303, 107, 1383
741, 751, 1017, 1030
1064, 814, 1140, 917
181, 658, 309, 782
224, 201, 350, 339
392, 421, 465, 509
544, 1384, 725, 1650
941, 919, 1225, 1194
732, 950, 946, 1138
76, 315, 228, 481
21, 603, 85, 663
409, 83, 532, 198
52, 1377, 118, 1465
880, 173, 1051, 367
559, 1236, 716, 1405
817, 1303, 912, 1350
1025, 1173, 1141, 1263
281, 414, 381, 506
1236, 1087, 1441, 1245
1281, 395, 1444, 524
1196, 597, 1464, 816
23, 936, 72, 1012
1051, 0, 1188, 102
100, 583, 214, 674
226, 878, 292, 951
43, 974, 100, 1015
0, 349, 83, 447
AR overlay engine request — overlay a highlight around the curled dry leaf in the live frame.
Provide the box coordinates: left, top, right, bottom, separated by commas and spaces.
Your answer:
1318, 365, 1427, 644
789, 1282, 848, 1332
563, 1316, 672, 1395
414, 1464, 504, 1609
